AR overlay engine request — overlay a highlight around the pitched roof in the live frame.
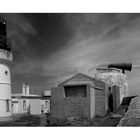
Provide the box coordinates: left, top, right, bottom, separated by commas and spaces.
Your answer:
58, 73, 95, 86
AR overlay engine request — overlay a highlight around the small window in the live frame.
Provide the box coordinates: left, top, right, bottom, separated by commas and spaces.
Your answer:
64, 85, 87, 97
41, 104, 44, 112
23, 100, 26, 110
5, 71, 8, 75
45, 101, 48, 109
6, 100, 9, 112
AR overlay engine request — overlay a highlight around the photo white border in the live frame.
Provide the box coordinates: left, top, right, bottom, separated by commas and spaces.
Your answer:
0, 0, 139, 140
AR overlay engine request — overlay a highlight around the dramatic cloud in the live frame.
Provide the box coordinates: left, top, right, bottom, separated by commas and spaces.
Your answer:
1, 13, 140, 95
42, 14, 140, 95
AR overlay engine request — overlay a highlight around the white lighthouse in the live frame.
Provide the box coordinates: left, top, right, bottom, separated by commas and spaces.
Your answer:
0, 17, 13, 120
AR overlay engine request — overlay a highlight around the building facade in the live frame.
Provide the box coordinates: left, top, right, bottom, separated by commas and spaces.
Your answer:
95, 66, 129, 103
51, 73, 111, 119
12, 84, 51, 115
0, 17, 13, 120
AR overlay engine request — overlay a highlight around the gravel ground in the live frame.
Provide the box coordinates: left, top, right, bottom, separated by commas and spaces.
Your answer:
0, 105, 128, 127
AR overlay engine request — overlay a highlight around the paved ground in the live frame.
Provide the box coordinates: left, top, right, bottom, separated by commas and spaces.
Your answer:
0, 114, 122, 127
0, 115, 41, 126
46, 112, 124, 127
0, 105, 128, 127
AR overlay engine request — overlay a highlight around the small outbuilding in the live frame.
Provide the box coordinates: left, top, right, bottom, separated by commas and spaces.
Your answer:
51, 73, 114, 119
12, 84, 51, 115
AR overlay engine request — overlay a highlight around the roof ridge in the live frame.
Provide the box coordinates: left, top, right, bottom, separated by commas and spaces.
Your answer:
58, 73, 95, 86
76, 73, 94, 80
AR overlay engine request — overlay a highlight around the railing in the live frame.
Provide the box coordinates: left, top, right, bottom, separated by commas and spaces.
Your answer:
96, 68, 121, 73
0, 48, 13, 61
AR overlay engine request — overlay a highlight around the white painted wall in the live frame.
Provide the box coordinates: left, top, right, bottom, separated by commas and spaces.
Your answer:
0, 64, 12, 117
20, 99, 28, 113
30, 99, 41, 115
0, 100, 11, 117
12, 102, 19, 114
12, 98, 30, 114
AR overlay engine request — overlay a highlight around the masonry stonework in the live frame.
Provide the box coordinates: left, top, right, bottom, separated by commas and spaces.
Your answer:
51, 73, 109, 120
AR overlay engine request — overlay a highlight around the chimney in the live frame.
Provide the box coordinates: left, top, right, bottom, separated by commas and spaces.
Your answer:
22, 83, 26, 95
25, 84, 30, 95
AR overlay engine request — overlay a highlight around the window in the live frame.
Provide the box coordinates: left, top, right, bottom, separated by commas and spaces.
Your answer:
23, 100, 26, 110
5, 71, 8, 75
6, 100, 9, 112
64, 85, 87, 97
41, 104, 44, 112
45, 101, 48, 109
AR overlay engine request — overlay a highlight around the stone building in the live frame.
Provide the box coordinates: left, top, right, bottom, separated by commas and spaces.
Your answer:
95, 63, 132, 103
51, 73, 113, 119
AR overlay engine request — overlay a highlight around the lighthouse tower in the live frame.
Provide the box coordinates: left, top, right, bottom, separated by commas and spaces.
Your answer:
0, 17, 13, 120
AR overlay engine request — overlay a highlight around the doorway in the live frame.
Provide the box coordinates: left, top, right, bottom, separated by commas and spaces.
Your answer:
108, 87, 113, 112
108, 86, 120, 113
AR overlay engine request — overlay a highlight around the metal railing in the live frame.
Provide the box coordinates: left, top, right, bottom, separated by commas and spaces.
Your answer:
0, 48, 13, 61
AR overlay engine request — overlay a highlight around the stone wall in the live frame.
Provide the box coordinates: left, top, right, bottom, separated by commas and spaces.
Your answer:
95, 89, 106, 116
51, 77, 108, 120
118, 96, 140, 126
95, 71, 128, 103
51, 86, 90, 119
51, 87, 64, 118
63, 96, 90, 118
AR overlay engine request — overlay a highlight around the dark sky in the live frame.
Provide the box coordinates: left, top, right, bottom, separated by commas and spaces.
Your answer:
1, 13, 140, 95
